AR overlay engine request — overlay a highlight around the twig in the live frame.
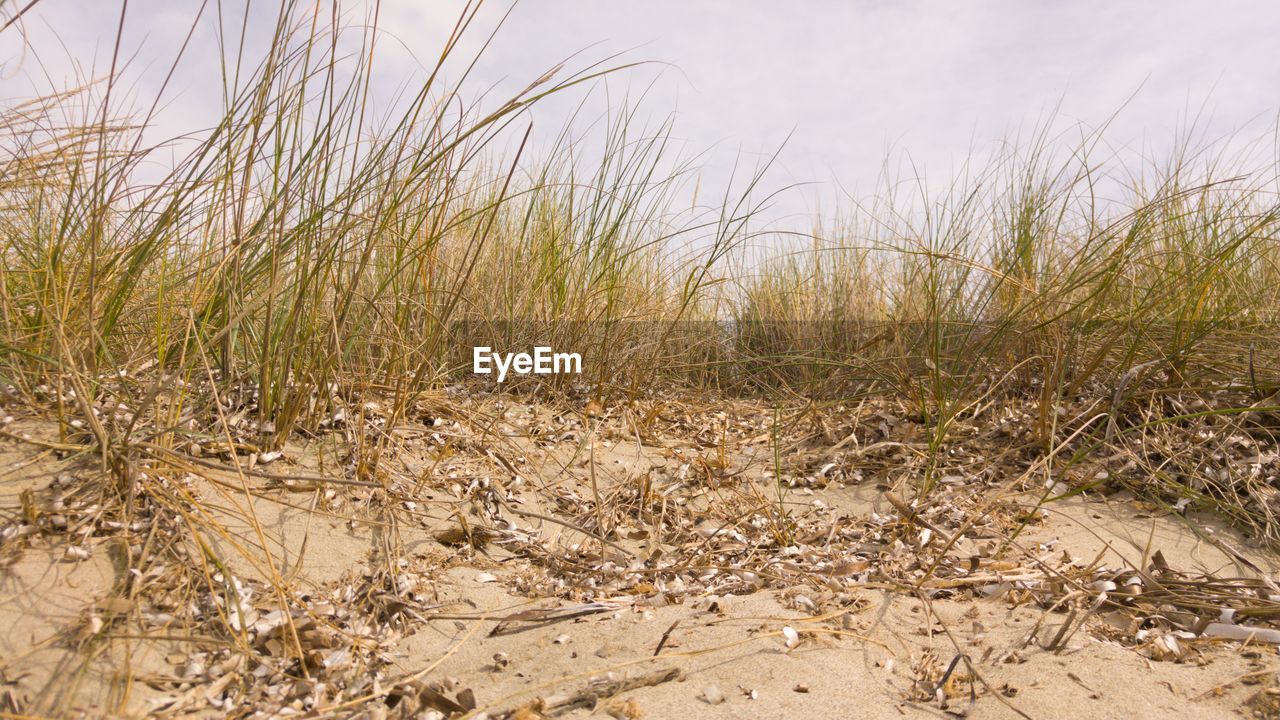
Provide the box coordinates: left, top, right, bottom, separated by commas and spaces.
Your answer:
884, 491, 955, 545
652, 620, 680, 656
538, 667, 682, 717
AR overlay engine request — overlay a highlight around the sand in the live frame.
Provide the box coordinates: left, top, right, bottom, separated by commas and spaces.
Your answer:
2, 398, 1279, 718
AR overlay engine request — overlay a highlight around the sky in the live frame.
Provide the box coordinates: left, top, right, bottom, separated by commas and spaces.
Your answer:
3, 1, 1279, 225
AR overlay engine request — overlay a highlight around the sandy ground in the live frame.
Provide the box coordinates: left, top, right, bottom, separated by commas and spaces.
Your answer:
3, 399, 1280, 718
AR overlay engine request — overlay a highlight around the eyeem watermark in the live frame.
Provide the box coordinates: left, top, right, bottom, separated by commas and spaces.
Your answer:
473, 346, 581, 382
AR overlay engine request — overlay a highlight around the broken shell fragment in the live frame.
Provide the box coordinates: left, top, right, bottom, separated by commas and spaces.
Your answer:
782, 626, 800, 649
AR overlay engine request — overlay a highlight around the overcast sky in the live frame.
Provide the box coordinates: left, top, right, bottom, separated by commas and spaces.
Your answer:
3, 1, 1279, 224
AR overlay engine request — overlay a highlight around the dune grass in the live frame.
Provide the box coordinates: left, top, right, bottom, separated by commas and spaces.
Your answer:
1, 0, 1279, 529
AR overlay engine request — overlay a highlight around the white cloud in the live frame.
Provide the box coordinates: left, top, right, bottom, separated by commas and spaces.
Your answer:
3, 0, 1278, 222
